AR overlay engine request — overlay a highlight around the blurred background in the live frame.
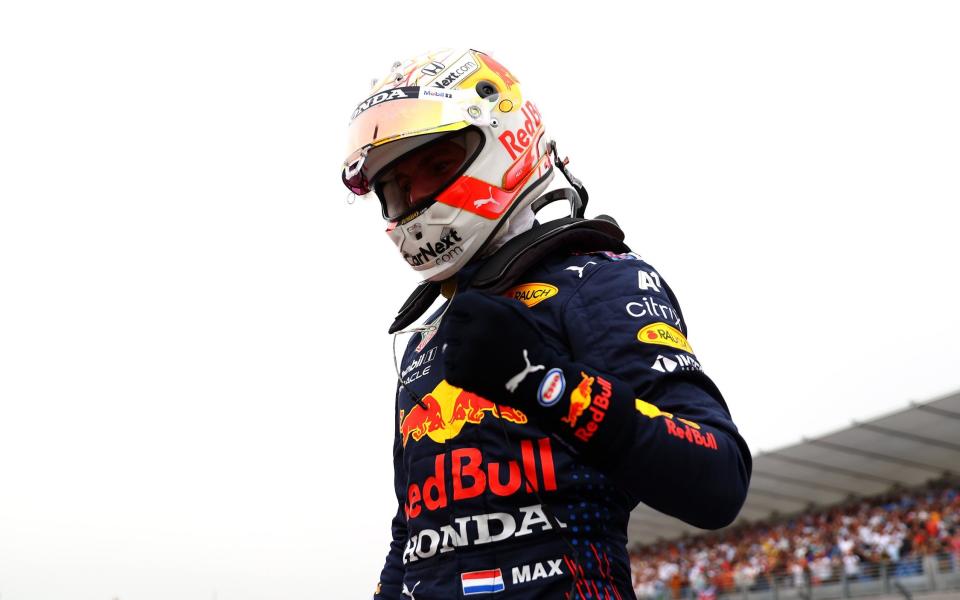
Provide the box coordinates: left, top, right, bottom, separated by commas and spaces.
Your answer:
1, 1, 958, 598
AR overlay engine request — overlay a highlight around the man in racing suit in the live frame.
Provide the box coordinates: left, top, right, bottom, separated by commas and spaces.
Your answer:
340, 48, 752, 599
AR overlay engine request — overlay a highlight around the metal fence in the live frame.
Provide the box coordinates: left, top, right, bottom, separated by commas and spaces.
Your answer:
634, 553, 960, 599
710, 553, 960, 600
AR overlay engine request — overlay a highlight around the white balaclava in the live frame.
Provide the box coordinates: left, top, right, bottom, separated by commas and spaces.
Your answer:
478, 204, 537, 258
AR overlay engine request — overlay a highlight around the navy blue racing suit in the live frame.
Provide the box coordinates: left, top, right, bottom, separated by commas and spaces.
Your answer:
373, 248, 752, 599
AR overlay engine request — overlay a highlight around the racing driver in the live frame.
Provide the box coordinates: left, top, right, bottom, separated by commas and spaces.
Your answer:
340, 48, 753, 599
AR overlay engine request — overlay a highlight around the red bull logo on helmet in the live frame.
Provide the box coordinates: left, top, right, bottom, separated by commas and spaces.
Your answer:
497, 100, 543, 161
399, 380, 528, 447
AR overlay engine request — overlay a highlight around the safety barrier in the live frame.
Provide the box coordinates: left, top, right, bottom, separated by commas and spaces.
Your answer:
635, 552, 960, 599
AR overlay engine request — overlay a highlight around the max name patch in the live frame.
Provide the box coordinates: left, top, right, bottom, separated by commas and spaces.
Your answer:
637, 322, 693, 353
505, 283, 558, 307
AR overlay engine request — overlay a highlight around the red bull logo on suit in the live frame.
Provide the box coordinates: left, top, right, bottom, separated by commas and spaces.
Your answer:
634, 398, 717, 450
562, 372, 594, 426
404, 437, 558, 519
557, 371, 613, 442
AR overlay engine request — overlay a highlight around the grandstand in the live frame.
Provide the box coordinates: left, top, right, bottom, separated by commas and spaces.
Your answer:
627, 389, 960, 599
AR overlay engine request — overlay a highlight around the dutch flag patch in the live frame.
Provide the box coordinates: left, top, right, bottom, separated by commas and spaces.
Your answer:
460, 568, 505, 595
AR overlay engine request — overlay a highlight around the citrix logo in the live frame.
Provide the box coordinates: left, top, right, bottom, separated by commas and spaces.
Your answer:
404, 230, 464, 267
625, 297, 681, 327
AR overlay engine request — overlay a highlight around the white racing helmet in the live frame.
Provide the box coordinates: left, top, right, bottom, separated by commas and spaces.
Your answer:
341, 48, 556, 282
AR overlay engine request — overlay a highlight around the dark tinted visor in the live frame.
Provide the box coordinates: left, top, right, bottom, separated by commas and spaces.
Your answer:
373, 127, 484, 221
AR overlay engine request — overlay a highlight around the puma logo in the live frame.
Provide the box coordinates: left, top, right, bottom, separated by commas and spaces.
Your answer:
565, 262, 596, 278
473, 186, 501, 209
401, 581, 420, 599
505, 349, 545, 393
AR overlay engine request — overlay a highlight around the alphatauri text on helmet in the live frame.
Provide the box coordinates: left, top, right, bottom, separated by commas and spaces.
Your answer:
498, 101, 543, 161
404, 230, 464, 267
351, 86, 417, 120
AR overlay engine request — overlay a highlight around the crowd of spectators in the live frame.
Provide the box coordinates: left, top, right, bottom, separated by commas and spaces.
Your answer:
629, 478, 960, 598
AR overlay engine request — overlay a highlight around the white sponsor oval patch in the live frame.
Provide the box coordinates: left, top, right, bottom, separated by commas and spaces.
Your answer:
538, 368, 566, 407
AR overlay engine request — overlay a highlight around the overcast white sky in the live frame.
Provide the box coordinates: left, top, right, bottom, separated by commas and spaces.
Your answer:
1, 1, 959, 599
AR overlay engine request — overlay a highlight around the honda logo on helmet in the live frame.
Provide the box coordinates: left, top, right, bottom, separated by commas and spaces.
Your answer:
351, 86, 417, 120
421, 61, 445, 77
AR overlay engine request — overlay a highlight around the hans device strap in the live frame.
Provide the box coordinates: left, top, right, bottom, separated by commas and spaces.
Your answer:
388, 193, 630, 334
469, 214, 628, 295
389, 281, 443, 334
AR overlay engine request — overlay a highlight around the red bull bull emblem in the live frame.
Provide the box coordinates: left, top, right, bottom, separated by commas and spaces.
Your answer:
399, 380, 528, 447
559, 372, 613, 442
562, 372, 594, 427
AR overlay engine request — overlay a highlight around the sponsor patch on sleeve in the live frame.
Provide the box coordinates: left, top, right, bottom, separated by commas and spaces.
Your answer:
504, 283, 558, 307
537, 368, 565, 407
635, 398, 715, 448
637, 322, 693, 353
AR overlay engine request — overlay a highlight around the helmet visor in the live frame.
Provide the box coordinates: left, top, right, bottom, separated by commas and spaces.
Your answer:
342, 87, 488, 196
373, 126, 484, 221
344, 87, 476, 161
